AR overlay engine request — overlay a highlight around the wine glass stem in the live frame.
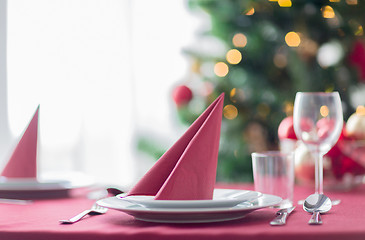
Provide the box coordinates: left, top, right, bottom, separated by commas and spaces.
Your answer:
313, 146, 323, 194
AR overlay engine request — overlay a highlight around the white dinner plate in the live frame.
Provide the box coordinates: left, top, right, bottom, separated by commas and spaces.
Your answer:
0, 171, 94, 198
97, 193, 282, 223
119, 189, 262, 208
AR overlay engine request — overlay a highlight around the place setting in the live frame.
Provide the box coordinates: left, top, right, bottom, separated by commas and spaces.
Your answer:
60, 91, 345, 225
0, 106, 94, 200
91, 93, 282, 223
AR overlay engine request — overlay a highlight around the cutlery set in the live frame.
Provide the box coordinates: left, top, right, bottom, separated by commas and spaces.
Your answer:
270, 193, 336, 226
59, 187, 336, 225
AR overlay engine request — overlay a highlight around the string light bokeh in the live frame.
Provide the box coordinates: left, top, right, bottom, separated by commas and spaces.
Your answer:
212, 0, 363, 122
173, 0, 365, 182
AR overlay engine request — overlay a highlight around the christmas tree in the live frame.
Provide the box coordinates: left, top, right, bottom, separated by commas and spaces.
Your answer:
140, 0, 365, 182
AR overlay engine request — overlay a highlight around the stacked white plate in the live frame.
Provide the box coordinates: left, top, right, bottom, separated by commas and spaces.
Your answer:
0, 171, 94, 199
97, 188, 282, 223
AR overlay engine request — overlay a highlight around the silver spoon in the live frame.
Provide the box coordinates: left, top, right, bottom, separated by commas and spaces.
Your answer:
303, 193, 332, 225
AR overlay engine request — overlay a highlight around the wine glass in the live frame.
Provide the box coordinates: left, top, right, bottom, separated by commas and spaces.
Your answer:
293, 92, 343, 194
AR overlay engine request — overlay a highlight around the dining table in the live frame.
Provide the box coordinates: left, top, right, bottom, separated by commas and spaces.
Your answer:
1, 182, 365, 240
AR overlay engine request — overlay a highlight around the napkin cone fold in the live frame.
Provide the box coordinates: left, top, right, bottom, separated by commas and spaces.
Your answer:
128, 93, 224, 200
1, 106, 39, 179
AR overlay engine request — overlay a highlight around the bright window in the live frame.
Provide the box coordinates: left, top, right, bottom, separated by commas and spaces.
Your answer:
2, 0, 200, 186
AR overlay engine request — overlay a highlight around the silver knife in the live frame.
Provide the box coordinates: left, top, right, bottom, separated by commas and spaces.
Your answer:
270, 206, 296, 226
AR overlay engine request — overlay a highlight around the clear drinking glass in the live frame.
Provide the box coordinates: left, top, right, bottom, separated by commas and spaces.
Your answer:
252, 151, 294, 208
293, 92, 343, 194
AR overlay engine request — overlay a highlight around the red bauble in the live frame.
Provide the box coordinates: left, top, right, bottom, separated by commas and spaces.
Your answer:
172, 85, 193, 107
326, 125, 365, 180
331, 155, 365, 180
278, 116, 297, 140
349, 40, 365, 82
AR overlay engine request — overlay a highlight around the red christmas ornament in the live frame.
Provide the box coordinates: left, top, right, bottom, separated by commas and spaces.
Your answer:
172, 85, 193, 107
278, 116, 297, 140
349, 40, 365, 83
326, 126, 365, 180
277, 114, 365, 187
331, 155, 365, 180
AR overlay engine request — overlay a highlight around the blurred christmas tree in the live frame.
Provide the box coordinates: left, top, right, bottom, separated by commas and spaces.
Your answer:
139, 0, 365, 182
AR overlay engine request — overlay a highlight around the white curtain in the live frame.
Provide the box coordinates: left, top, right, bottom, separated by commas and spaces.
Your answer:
0, 0, 11, 167
0, 0, 200, 187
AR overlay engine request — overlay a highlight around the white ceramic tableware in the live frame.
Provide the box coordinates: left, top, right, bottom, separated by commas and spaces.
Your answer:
97, 193, 282, 223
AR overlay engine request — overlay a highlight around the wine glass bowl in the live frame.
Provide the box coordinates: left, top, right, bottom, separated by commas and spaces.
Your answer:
293, 92, 343, 194
294, 93, 343, 152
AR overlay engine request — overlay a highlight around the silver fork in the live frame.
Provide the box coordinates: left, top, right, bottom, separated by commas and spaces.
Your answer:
59, 203, 108, 224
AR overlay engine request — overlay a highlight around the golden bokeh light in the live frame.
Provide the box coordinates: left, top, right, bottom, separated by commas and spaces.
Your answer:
223, 104, 238, 120
230, 88, 245, 103
245, 8, 255, 15
356, 105, 365, 115
346, 0, 358, 5
232, 33, 247, 48
320, 105, 329, 117
355, 25, 364, 36
329, 0, 340, 2
226, 49, 242, 65
230, 88, 237, 103
214, 62, 229, 77
278, 0, 292, 7
285, 32, 301, 47
322, 6, 335, 18
349, 19, 363, 36
283, 101, 294, 116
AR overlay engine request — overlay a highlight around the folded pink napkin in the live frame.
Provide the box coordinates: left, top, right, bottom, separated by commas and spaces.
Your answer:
127, 93, 224, 200
1, 106, 39, 179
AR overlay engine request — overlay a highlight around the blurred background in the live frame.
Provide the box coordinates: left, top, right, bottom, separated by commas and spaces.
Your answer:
0, 0, 365, 188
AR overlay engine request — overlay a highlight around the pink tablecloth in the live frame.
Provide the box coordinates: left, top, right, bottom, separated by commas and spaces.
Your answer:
1, 183, 365, 240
